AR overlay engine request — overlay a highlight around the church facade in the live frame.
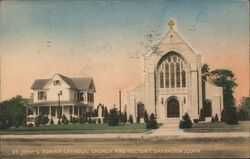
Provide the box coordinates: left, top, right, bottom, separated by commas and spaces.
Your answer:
127, 20, 223, 122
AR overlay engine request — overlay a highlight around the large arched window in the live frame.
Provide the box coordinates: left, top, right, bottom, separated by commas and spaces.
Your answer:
158, 53, 187, 89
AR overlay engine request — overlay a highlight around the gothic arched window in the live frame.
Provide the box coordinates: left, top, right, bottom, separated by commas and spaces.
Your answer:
176, 62, 180, 87
158, 53, 187, 89
170, 63, 175, 88
165, 63, 169, 88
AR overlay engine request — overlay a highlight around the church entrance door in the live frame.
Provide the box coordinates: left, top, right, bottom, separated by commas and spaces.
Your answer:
167, 98, 180, 118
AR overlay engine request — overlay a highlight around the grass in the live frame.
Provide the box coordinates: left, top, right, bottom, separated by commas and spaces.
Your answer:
184, 121, 250, 133
0, 123, 153, 135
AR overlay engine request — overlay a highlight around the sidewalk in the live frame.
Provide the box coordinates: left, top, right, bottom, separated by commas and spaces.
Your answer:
1, 130, 249, 140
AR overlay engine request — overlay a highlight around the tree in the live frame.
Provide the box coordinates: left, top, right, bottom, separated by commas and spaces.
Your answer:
35, 114, 42, 127
123, 112, 128, 124
128, 115, 134, 124
146, 113, 158, 129
144, 110, 149, 123
210, 69, 238, 124
202, 63, 210, 81
237, 97, 250, 120
103, 106, 109, 123
108, 108, 119, 126
179, 113, 192, 128
0, 95, 27, 129
41, 115, 49, 125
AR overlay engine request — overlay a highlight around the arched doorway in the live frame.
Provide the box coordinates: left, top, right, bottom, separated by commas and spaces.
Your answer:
137, 103, 145, 118
204, 100, 212, 117
167, 98, 180, 118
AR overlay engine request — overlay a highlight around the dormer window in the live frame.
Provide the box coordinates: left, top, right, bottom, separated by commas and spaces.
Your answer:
53, 80, 61, 86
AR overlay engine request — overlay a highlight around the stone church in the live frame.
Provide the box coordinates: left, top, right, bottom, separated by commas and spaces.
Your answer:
127, 20, 223, 123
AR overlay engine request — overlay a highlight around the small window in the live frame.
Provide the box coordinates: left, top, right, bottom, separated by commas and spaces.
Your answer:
78, 92, 84, 101
53, 80, 61, 86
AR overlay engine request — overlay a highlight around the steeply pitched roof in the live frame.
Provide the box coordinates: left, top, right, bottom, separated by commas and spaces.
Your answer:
31, 74, 95, 91
31, 79, 50, 90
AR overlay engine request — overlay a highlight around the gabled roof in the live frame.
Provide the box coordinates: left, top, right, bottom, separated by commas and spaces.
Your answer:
31, 74, 95, 92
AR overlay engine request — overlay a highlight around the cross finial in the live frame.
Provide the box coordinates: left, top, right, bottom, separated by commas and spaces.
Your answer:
168, 19, 175, 29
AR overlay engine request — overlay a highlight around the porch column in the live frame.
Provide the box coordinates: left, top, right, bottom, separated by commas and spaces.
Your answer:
62, 105, 64, 116
78, 106, 79, 117
49, 106, 51, 118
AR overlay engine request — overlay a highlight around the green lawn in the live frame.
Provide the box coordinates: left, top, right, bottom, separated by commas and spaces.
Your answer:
0, 123, 153, 135
184, 121, 250, 133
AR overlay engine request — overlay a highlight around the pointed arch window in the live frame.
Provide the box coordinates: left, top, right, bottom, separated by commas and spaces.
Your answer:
165, 63, 169, 88
176, 62, 181, 87
160, 71, 164, 88
170, 63, 175, 88
182, 70, 186, 87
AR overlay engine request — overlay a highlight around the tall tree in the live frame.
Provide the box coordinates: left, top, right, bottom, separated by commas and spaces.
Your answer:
210, 69, 238, 123
0, 95, 28, 129
201, 63, 210, 81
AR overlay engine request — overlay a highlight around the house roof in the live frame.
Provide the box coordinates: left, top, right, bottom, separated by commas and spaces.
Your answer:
31, 74, 95, 91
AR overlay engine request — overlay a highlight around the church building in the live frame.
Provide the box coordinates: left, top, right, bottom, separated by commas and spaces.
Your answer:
127, 20, 223, 123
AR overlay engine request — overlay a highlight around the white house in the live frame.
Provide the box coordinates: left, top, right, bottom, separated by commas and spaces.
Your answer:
127, 20, 223, 123
26, 73, 96, 124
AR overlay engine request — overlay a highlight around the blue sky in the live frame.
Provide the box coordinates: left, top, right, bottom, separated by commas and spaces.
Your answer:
0, 0, 249, 105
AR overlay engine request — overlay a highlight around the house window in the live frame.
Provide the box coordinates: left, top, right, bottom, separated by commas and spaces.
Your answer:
87, 93, 94, 102
69, 106, 73, 114
38, 91, 46, 100
78, 92, 84, 101
165, 63, 169, 88
53, 80, 61, 86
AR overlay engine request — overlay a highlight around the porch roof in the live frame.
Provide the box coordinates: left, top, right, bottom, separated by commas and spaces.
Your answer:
27, 101, 87, 107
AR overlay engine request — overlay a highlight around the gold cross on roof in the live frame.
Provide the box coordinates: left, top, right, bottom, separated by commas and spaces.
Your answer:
168, 19, 175, 29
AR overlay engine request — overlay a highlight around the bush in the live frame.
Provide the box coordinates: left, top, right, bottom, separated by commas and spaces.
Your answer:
41, 115, 49, 125
35, 115, 42, 127
193, 119, 199, 123
108, 108, 119, 126
123, 112, 127, 124
179, 113, 192, 129
211, 116, 215, 123
27, 123, 34, 127
62, 115, 68, 124
93, 119, 96, 124
98, 118, 101, 124
226, 106, 238, 125
72, 117, 79, 123
50, 118, 54, 125
58, 118, 61, 125
214, 114, 219, 122
136, 113, 140, 124
69, 115, 73, 123
146, 113, 158, 129
128, 115, 133, 124
144, 111, 149, 123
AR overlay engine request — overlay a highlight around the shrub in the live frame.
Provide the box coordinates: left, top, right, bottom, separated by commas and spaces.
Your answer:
123, 112, 127, 124
179, 113, 192, 129
35, 115, 42, 127
98, 118, 101, 124
58, 118, 61, 125
62, 115, 68, 124
144, 111, 149, 123
193, 119, 199, 123
41, 115, 49, 125
50, 118, 54, 125
214, 114, 219, 122
27, 123, 34, 127
69, 115, 73, 123
93, 119, 96, 124
211, 116, 215, 123
108, 108, 119, 126
103, 107, 109, 123
128, 115, 133, 124
88, 117, 92, 124
146, 113, 158, 129
226, 106, 238, 125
